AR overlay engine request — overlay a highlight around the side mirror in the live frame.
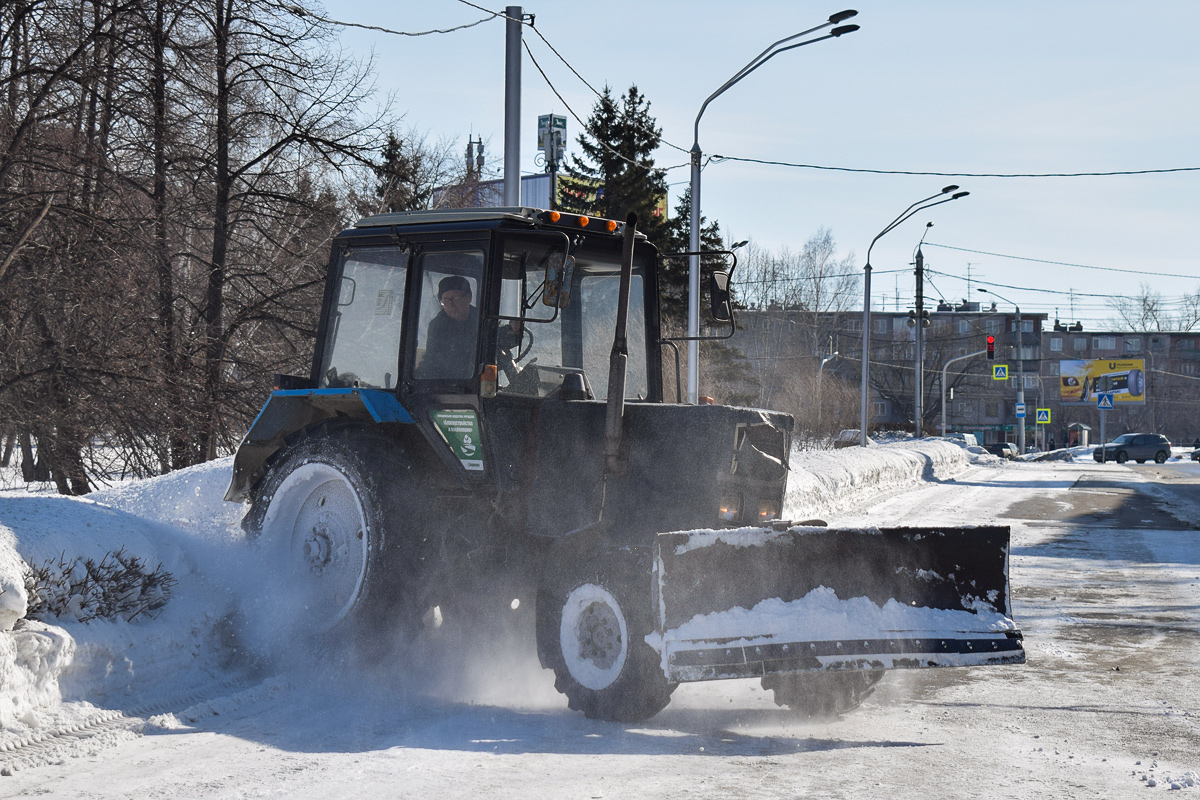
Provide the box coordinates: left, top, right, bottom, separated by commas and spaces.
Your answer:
542, 253, 575, 309
709, 270, 732, 322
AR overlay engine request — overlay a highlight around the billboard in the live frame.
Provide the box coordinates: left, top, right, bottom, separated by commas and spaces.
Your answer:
1058, 359, 1146, 405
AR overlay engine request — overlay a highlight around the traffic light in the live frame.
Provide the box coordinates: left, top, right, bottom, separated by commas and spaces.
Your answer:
986, 335, 995, 360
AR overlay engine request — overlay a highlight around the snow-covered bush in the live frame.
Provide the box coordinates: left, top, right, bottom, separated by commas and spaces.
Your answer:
24, 548, 176, 623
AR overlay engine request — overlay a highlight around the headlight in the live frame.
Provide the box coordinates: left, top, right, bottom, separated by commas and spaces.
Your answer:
718, 494, 742, 523
757, 501, 778, 523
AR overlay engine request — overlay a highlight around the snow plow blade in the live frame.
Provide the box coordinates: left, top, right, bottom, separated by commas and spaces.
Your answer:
653, 525, 1024, 683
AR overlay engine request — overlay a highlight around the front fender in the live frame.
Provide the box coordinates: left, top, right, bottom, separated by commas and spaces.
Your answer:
224, 388, 414, 502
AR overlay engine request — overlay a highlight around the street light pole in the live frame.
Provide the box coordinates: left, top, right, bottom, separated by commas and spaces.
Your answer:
688, 11, 859, 404
859, 187, 969, 446
979, 288, 1025, 454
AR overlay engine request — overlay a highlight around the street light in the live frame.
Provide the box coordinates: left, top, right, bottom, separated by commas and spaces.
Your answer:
859, 187, 970, 446
978, 288, 1025, 455
688, 10, 860, 404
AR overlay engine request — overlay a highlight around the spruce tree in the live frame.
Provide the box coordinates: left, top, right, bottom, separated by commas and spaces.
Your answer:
560, 85, 668, 243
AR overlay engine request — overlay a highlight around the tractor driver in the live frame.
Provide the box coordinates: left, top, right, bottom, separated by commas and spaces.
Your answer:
417, 275, 479, 380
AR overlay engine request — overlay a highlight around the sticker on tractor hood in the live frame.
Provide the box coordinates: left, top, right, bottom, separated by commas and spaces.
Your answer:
430, 409, 484, 471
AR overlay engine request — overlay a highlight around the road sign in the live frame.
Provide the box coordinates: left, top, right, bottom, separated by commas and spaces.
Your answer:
1097, 392, 1114, 410
992, 365, 1008, 380
1036, 408, 1051, 424
1015, 403, 1026, 418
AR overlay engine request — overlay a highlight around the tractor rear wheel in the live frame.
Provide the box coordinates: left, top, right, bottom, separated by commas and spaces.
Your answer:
537, 547, 675, 722
761, 670, 884, 718
243, 425, 429, 639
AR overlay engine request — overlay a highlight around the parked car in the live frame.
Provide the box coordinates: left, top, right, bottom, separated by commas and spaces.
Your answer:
984, 442, 1019, 459
1093, 433, 1172, 464
1190, 448, 1200, 462
947, 432, 979, 447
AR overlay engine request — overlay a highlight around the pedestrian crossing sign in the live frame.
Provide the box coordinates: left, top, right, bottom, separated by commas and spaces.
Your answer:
1036, 408, 1051, 424
1097, 392, 1114, 410
993, 365, 1008, 380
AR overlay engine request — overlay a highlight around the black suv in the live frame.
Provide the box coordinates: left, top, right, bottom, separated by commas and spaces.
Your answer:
1093, 433, 1172, 464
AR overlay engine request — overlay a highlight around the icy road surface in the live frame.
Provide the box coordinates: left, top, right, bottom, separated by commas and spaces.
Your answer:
1, 447, 1198, 798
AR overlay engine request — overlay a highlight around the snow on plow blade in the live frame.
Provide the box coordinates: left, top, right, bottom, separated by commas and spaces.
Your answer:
653, 525, 1025, 683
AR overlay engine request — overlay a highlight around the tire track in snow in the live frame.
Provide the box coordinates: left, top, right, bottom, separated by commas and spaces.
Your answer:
0, 676, 280, 776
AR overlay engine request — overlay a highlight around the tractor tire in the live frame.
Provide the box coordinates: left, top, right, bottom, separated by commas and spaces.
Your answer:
761, 670, 884, 719
537, 548, 676, 722
1115, 450, 1129, 464
243, 424, 431, 640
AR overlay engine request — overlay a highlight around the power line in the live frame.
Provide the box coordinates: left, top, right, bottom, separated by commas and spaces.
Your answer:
707, 154, 1200, 179
521, 39, 687, 176
293, 4, 502, 35
925, 243, 1200, 281
521, 21, 691, 155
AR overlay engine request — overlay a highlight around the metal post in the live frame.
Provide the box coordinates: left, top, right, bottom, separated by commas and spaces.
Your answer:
860, 264, 872, 444
1016, 306, 1025, 454
687, 145, 701, 404
942, 350, 986, 439
503, 6, 522, 207
914, 247, 925, 437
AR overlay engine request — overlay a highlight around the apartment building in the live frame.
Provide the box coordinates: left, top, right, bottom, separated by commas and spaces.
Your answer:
730, 305, 1200, 448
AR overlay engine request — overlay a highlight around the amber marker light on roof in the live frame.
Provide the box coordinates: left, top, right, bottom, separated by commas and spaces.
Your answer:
578, 216, 589, 227
605, 219, 618, 232
548, 211, 561, 222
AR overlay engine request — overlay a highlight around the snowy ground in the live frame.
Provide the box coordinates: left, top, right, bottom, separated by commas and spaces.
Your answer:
0, 441, 1196, 797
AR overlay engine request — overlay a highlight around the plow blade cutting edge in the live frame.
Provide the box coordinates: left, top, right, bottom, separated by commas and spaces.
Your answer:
652, 525, 1025, 683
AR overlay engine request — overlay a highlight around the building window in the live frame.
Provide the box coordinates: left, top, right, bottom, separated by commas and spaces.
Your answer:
1073, 337, 1088, 351
1024, 374, 1039, 389
1093, 336, 1116, 350
1047, 360, 1060, 376
1124, 337, 1141, 353
1050, 337, 1063, 352
1017, 345, 1037, 360
984, 318, 1002, 334
957, 320, 971, 334
873, 401, 888, 417
1021, 320, 1035, 333
874, 318, 889, 334
845, 319, 862, 332
985, 402, 999, 418
1184, 363, 1197, 375
1151, 337, 1166, 350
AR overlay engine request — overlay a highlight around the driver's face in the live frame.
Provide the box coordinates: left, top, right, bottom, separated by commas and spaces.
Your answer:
440, 290, 471, 321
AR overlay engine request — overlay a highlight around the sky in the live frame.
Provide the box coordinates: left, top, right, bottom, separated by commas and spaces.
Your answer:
317, 1, 1200, 329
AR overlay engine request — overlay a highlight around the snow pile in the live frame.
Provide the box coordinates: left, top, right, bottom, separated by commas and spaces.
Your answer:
784, 439, 971, 520
659, 584, 1015, 650
0, 462, 245, 737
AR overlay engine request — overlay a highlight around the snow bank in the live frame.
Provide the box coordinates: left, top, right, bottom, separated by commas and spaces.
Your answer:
0, 460, 245, 735
784, 439, 971, 520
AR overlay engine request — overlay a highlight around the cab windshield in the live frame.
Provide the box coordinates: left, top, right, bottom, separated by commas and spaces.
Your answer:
495, 235, 650, 400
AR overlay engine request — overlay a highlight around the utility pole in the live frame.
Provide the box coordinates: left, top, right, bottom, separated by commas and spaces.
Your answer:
503, 6, 522, 207
913, 245, 926, 436
1016, 307, 1025, 454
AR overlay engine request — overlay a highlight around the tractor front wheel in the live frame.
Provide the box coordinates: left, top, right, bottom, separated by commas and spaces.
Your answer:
537, 547, 675, 722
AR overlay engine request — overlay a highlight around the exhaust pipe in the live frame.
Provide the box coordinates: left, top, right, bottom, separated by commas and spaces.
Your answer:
603, 212, 638, 476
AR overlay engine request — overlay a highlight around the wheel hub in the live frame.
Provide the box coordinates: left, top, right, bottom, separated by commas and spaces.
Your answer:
303, 527, 332, 568
577, 601, 622, 670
